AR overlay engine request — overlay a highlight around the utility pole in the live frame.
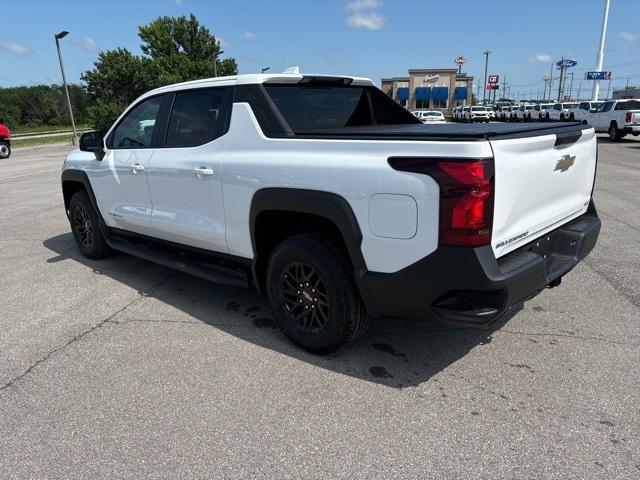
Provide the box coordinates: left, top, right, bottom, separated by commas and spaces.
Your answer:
557, 57, 566, 102
568, 72, 575, 99
577, 82, 583, 100
592, 0, 611, 101
54, 31, 77, 145
482, 50, 491, 105
501, 75, 506, 102
548, 63, 554, 101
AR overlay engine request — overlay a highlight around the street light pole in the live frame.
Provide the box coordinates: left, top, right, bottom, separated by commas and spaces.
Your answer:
261, 67, 271, 74
212, 50, 225, 77
482, 50, 491, 105
592, 0, 611, 101
54, 31, 77, 145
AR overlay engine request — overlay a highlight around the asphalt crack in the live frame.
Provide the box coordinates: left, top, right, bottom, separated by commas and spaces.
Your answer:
0, 272, 174, 392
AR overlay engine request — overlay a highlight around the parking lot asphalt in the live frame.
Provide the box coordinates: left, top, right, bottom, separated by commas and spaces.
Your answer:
1, 138, 639, 479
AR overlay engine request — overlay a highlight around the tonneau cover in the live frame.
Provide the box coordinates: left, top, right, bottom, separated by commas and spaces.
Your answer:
299, 122, 590, 141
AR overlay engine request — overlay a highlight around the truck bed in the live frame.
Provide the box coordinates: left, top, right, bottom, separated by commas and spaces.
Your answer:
298, 122, 590, 141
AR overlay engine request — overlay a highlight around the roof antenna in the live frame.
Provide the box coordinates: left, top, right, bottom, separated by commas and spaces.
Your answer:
283, 66, 300, 75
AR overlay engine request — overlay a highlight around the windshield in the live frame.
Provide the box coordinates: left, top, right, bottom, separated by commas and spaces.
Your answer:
542, 104, 553, 110
425, 112, 441, 116
471, 107, 486, 112
264, 83, 419, 133
562, 103, 579, 109
526, 105, 534, 110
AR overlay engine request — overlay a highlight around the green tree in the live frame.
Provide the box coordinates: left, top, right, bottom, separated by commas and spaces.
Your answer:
0, 84, 89, 130
82, 14, 237, 130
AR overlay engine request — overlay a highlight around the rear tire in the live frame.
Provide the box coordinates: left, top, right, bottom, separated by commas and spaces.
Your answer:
0, 141, 10, 159
266, 234, 369, 354
69, 191, 113, 259
609, 123, 623, 142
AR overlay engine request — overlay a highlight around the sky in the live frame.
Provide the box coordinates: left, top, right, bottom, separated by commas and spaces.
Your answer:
1, 0, 640, 98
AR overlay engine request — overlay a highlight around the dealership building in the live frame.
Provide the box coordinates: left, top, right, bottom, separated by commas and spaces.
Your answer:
381, 68, 474, 111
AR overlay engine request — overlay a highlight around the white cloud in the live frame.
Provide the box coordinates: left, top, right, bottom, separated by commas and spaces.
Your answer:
243, 31, 257, 40
244, 52, 262, 63
71, 36, 97, 52
620, 31, 639, 44
345, 0, 385, 30
175, 0, 184, 4
346, 0, 382, 12
346, 12, 385, 30
0, 39, 29, 57
529, 53, 551, 63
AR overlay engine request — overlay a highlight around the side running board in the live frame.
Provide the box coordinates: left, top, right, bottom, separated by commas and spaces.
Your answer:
106, 236, 249, 288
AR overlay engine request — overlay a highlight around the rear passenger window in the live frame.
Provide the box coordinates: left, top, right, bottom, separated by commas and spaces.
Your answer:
602, 102, 614, 112
165, 88, 229, 147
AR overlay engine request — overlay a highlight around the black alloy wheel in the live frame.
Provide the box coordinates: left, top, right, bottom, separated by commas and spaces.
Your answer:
68, 190, 112, 259
73, 204, 94, 249
266, 234, 369, 353
279, 261, 330, 333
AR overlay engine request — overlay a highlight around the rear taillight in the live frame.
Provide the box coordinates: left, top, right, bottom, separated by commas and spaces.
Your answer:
388, 157, 494, 246
626, 112, 632, 123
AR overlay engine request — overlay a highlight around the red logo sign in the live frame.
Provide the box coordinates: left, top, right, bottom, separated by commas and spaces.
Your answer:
488, 75, 499, 84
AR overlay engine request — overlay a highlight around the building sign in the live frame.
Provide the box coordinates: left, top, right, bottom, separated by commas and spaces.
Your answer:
454, 55, 466, 66
556, 59, 578, 68
424, 74, 440, 82
488, 74, 499, 84
585, 71, 612, 80
487, 84, 499, 90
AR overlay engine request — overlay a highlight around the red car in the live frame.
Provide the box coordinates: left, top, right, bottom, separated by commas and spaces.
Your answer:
0, 123, 10, 158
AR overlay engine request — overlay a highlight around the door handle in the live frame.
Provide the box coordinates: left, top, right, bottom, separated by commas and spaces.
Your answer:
130, 163, 145, 174
194, 167, 214, 177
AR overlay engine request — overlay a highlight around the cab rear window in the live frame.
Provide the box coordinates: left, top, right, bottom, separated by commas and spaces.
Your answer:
615, 100, 640, 110
263, 84, 419, 133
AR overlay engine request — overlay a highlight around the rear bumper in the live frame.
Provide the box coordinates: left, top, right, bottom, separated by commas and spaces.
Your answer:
623, 125, 640, 134
358, 205, 600, 325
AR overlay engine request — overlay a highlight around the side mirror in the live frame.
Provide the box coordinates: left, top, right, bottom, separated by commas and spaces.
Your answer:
79, 131, 105, 161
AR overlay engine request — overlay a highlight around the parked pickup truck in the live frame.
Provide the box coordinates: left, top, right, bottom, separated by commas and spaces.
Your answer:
568, 101, 603, 123
0, 123, 11, 158
588, 98, 640, 141
61, 71, 601, 353
548, 102, 580, 122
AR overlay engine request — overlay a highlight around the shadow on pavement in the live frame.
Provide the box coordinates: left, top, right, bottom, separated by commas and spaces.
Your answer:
43, 232, 519, 389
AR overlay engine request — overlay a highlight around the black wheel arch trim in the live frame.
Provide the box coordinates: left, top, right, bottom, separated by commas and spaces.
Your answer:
248, 188, 368, 296
61, 169, 111, 238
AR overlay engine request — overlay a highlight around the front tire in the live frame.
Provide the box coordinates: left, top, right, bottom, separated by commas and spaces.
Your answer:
0, 141, 10, 159
266, 234, 369, 354
69, 191, 112, 259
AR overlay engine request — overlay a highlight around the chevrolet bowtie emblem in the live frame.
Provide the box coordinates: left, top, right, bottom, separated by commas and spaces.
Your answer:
555, 154, 576, 172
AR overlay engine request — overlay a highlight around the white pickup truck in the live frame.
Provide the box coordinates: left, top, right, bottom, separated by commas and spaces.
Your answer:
61, 71, 601, 353
568, 101, 603, 123
588, 99, 640, 141
548, 102, 580, 121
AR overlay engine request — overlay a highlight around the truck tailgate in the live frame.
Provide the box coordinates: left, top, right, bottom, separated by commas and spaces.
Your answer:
490, 127, 597, 258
